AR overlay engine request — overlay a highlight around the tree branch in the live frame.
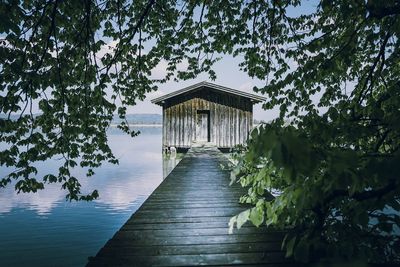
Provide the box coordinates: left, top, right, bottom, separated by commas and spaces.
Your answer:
321, 179, 397, 207
357, 29, 392, 104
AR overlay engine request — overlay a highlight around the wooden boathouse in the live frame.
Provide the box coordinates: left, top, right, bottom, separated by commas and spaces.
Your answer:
151, 81, 266, 150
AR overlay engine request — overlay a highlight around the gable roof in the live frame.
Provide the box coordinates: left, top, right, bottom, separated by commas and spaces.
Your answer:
151, 81, 267, 106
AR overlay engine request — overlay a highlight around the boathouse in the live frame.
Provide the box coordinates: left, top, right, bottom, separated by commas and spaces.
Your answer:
151, 81, 266, 150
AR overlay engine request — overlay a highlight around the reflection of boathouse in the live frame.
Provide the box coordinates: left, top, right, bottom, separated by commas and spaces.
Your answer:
151, 81, 266, 150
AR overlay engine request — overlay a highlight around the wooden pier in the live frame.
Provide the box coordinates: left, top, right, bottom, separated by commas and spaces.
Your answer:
87, 147, 294, 266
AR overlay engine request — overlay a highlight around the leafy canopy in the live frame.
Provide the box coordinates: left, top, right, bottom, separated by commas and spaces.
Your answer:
1, 0, 400, 263
226, 0, 400, 264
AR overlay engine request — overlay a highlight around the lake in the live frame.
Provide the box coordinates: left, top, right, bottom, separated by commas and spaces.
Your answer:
0, 126, 182, 267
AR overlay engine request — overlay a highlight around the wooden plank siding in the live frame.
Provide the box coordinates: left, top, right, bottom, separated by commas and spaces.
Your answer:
87, 147, 295, 267
162, 88, 253, 149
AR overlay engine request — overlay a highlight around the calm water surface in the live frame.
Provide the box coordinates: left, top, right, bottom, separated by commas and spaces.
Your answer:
0, 126, 181, 267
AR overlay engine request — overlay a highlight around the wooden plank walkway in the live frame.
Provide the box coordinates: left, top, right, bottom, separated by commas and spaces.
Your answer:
87, 147, 295, 266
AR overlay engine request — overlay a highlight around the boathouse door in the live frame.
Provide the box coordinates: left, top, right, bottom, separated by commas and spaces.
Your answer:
196, 110, 210, 142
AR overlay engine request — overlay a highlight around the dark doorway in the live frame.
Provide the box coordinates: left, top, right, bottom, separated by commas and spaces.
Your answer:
196, 110, 210, 142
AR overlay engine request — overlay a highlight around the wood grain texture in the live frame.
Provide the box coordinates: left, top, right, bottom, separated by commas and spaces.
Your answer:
87, 147, 296, 267
161, 87, 254, 149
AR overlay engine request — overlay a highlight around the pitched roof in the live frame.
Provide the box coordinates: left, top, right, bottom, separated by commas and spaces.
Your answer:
151, 81, 267, 105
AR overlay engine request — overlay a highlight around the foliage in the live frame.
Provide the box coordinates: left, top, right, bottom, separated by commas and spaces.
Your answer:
1, 0, 400, 263
229, 123, 400, 263
226, 0, 400, 264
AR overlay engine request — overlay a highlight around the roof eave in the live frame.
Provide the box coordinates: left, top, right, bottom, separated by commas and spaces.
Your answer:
150, 82, 267, 105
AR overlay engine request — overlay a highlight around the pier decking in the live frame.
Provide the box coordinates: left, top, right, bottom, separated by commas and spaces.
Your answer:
87, 147, 293, 266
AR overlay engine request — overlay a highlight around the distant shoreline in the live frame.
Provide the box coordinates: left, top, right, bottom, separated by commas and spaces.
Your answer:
110, 124, 162, 127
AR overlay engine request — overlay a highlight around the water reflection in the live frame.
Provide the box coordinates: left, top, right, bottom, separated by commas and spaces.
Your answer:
0, 125, 184, 267
0, 183, 63, 215
163, 153, 184, 178
0, 126, 184, 215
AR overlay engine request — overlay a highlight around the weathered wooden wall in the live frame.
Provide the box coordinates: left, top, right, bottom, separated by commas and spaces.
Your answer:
162, 88, 253, 148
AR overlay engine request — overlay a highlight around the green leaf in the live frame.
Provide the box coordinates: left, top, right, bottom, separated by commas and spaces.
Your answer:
236, 209, 250, 229
228, 216, 236, 234
285, 236, 296, 258
249, 207, 264, 227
